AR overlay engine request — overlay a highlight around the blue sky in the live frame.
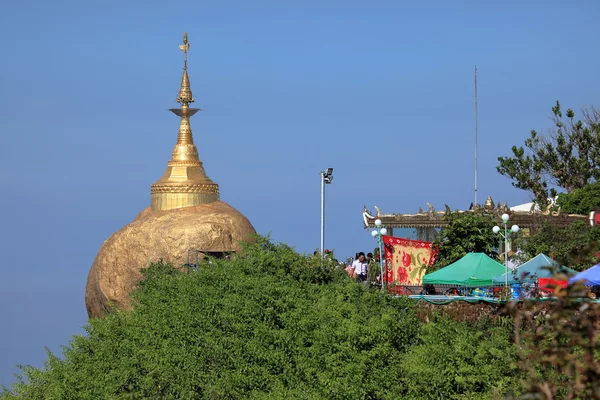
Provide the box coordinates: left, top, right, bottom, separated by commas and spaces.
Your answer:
0, 0, 598, 388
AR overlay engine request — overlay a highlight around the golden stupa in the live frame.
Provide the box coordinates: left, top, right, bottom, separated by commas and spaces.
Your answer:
85, 33, 256, 318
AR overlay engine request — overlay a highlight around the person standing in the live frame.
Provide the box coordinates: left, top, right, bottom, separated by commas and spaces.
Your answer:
352, 252, 368, 283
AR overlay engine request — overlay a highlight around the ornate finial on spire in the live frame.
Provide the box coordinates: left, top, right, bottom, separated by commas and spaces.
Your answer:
178, 32, 190, 69
177, 32, 194, 105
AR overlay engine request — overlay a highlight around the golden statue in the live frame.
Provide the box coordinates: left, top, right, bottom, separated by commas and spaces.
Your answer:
85, 33, 256, 318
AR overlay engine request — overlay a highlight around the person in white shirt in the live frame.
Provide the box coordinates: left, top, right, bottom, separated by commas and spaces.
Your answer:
352, 252, 368, 282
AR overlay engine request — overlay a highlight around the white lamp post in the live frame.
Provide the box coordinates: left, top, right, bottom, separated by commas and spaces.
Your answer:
320, 168, 333, 265
371, 219, 387, 292
492, 213, 520, 291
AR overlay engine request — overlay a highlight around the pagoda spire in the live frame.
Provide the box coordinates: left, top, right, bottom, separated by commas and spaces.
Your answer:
150, 32, 220, 211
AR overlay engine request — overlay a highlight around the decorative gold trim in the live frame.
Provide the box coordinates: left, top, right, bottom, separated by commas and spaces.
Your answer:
167, 160, 203, 167
151, 183, 220, 194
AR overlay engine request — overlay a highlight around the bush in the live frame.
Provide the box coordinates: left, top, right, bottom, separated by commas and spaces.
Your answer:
13, 236, 590, 399
1, 236, 420, 399
399, 316, 520, 399
509, 282, 600, 399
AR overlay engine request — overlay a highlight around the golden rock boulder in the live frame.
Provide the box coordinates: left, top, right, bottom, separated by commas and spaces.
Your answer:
85, 201, 255, 318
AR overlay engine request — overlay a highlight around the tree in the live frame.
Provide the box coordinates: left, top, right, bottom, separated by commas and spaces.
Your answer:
513, 220, 600, 271
557, 181, 600, 215
497, 101, 600, 205
432, 211, 499, 271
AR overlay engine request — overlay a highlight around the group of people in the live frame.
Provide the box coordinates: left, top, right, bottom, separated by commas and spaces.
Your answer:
312, 248, 383, 284
346, 251, 382, 283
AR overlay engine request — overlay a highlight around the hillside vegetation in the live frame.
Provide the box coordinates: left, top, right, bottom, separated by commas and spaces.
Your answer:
3, 237, 598, 399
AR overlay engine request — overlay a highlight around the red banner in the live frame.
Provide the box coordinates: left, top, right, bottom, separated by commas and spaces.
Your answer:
538, 278, 568, 288
383, 236, 438, 285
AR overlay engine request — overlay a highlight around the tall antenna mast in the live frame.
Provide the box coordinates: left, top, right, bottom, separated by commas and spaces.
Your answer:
474, 66, 478, 206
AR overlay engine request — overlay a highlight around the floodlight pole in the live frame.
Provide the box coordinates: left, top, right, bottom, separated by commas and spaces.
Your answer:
320, 168, 333, 266
320, 171, 325, 263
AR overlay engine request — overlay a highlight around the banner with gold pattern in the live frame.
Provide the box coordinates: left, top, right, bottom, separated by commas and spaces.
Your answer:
383, 236, 438, 285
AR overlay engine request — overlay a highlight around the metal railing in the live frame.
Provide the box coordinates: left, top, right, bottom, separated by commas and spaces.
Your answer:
383, 282, 585, 300
184, 249, 234, 271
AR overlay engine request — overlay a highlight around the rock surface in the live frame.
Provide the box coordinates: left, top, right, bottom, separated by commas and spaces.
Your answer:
85, 201, 255, 318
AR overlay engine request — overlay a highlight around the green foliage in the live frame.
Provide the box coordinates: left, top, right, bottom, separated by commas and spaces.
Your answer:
508, 282, 600, 399
7, 235, 597, 399
1, 236, 421, 399
432, 211, 499, 271
513, 220, 600, 270
497, 101, 600, 205
557, 181, 600, 215
367, 258, 380, 282
400, 317, 520, 399
367, 248, 382, 283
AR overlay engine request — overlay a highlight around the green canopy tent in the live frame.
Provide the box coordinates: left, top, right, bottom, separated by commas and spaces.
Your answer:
423, 253, 506, 286
492, 253, 577, 285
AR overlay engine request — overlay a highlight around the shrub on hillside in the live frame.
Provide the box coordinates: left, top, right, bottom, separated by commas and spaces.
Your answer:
1, 237, 420, 399
399, 316, 520, 399
509, 281, 600, 399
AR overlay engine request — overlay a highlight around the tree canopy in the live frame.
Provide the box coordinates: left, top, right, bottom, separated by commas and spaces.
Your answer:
432, 211, 499, 271
557, 181, 600, 215
512, 220, 600, 271
497, 101, 600, 205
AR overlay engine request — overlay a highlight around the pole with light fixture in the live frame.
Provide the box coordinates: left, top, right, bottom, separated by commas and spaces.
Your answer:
371, 219, 387, 291
492, 213, 519, 290
320, 168, 333, 265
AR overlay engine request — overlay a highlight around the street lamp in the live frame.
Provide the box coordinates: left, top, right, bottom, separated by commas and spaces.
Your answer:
320, 168, 333, 264
371, 219, 387, 291
492, 213, 520, 290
